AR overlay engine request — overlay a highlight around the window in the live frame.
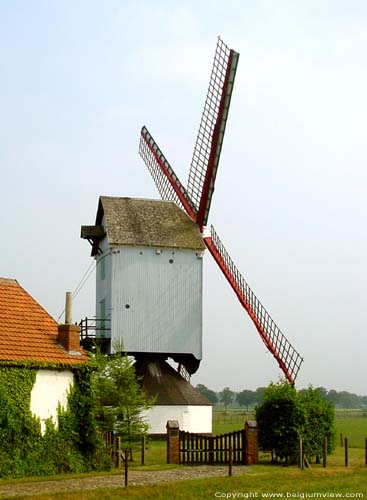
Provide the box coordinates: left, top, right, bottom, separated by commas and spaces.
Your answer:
99, 258, 106, 280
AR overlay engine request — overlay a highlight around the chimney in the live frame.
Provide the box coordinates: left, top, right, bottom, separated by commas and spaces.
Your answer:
58, 292, 81, 355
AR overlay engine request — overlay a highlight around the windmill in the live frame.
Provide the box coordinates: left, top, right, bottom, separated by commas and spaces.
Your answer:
139, 37, 303, 385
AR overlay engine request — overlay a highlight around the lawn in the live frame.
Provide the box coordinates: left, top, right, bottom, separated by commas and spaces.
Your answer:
1, 413, 366, 500
9, 455, 367, 500
335, 416, 367, 448
213, 410, 367, 448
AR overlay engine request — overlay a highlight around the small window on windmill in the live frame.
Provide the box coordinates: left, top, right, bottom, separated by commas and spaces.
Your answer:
100, 258, 105, 280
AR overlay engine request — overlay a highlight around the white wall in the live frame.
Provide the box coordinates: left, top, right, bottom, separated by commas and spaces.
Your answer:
30, 369, 74, 433
141, 405, 212, 434
110, 246, 203, 359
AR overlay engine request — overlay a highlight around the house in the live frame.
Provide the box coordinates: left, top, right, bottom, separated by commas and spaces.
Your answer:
136, 358, 212, 434
0, 277, 89, 432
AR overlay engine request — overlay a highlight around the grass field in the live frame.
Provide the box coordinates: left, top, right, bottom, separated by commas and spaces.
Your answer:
335, 417, 367, 448
10, 453, 367, 500
1, 412, 366, 500
213, 410, 367, 448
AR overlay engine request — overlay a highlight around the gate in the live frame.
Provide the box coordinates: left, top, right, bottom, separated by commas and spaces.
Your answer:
179, 429, 246, 465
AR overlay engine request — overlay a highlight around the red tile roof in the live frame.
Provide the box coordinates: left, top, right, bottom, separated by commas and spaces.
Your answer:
0, 278, 89, 366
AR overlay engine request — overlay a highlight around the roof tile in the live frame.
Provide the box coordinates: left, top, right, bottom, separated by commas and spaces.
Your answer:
0, 278, 89, 366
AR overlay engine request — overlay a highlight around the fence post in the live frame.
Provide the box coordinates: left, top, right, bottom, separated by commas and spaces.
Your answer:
229, 438, 233, 477
344, 437, 348, 467
124, 448, 129, 487
116, 436, 121, 468
323, 437, 327, 468
141, 436, 145, 466
166, 420, 180, 464
340, 432, 343, 447
299, 437, 304, 470
241, 429, 246, 465
365, 438, 367, 467
209, 436, 214, 465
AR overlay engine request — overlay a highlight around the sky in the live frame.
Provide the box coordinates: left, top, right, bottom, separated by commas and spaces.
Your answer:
1, 0, 366, 395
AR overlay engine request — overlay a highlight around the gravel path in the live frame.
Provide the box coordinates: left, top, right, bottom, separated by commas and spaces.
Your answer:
0, 466, 249, 498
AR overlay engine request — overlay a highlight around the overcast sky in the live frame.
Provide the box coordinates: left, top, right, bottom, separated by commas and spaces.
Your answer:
1, 0, 366, 395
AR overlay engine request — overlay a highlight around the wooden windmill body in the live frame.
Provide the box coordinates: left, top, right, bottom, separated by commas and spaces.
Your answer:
82, 196, 205, 373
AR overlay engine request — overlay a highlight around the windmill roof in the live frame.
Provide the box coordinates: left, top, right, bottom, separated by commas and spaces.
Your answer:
95, 197, 205, 251
0, 278, 89, 367
135, 359, 212, 406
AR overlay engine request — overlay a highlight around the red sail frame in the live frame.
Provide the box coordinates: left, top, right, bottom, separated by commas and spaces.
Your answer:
139, 126, 197, 221
187, 37, 239, 229
204, 226, 303, 385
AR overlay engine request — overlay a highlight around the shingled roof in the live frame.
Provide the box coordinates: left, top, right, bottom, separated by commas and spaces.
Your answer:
91, 197, 205, 253
135, 359, 212, 406
0, 278, 89, 366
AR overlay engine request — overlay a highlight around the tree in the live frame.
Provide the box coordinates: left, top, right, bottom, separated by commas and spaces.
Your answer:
195, 384, 218, 404
337, 391, 360, 409
93, 352, 154, 459
256, 380, 336, 464
236, 390, 255, 410
327, 389, 340, 407
256, 380, 303, 462
299, 387, 335, 461
254, 387, 266, 405
219, 387, 234, 409
314, 387, 328, 402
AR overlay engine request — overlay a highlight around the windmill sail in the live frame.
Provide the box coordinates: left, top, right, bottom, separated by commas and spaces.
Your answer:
139, 126, 197, 221
187, 37, 239, 228
204, 225, 303, 385
139, 38, 303, 384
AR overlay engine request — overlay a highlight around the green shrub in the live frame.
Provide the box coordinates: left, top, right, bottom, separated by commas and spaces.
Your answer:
256, 380, 304, 461
256, 380, 335, 463
299, 387, 336, 459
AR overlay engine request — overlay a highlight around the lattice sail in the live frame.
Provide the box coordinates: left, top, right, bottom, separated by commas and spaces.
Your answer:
204, 226, 303, 384
187, 37, 239, 228
139, 126, 197, 220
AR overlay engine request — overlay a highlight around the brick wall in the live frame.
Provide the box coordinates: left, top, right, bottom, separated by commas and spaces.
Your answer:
245, 420, 259, 464
57, 324, 81, 353
166, 420, 180, 464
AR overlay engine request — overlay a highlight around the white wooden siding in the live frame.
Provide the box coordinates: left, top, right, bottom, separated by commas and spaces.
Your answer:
107, 246, 202, 359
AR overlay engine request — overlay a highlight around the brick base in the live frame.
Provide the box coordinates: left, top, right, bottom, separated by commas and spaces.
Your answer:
166, 420, 180, 464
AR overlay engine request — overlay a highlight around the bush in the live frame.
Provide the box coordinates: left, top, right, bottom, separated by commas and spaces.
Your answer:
256, 380, 304, 461
256, 380, 335, 463
299, 387, 335, 459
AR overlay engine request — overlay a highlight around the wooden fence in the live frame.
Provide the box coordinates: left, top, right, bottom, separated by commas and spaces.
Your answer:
212, 411, 254, 425
103, 431, 122, 467
179, 429, 246, 465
